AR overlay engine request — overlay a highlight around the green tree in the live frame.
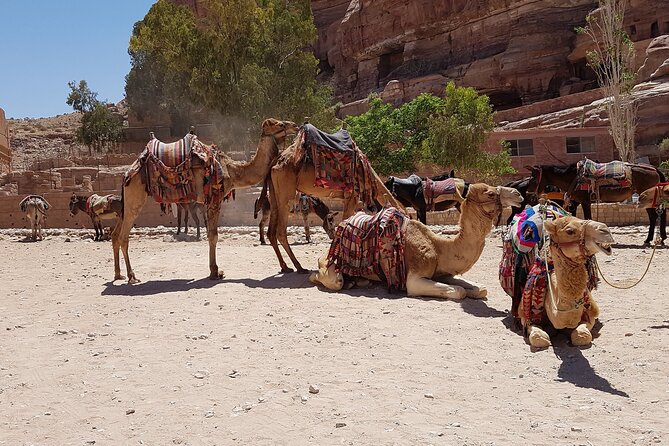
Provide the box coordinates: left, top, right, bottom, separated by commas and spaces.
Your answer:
423, 82, 514, 182
77, 104, 124, 155
347, 83, 513, 180
66, 80, 99, 114
125, 0, 337, 143
66, 81, 123, 155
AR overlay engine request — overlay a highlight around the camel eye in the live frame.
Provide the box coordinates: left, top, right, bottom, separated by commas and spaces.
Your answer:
565, 228, 575, 235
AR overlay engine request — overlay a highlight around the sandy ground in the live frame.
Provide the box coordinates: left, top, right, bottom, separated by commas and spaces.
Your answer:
1, 224, 668, 446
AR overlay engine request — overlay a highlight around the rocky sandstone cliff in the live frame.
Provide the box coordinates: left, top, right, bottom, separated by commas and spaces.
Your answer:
313, 0, 669, 111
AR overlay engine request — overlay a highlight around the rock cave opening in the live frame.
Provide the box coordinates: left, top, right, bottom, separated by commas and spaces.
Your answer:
488, 90, 523, 111
377, 50, 404, 87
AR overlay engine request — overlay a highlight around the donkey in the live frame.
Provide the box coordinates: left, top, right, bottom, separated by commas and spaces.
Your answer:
159, 202, 208, 239
69, 194, 123, 241
19, 195, 50, 241
384, 170, 458, 224
255, 191, 337, 245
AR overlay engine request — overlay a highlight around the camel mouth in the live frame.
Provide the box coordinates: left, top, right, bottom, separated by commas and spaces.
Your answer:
595, 242, 612, 256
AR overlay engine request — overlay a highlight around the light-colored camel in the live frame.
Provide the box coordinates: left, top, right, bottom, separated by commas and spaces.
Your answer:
267, 136, 406, 273
309, 183, 523, 298
19, 195, 50, 241
521, 216, 613, 348
112, 118, 298, 283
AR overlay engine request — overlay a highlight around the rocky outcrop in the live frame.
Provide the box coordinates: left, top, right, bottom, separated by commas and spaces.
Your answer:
313, 0, 669, 110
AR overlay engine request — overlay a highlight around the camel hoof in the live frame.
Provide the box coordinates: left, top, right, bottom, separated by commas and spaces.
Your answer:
128, 277, 141, 285
571, 326, 593, 346
449, 286, 467, 300
308, 272, 320, 284
209, 271, 225, 280
528, 328, 551, 349
260, 241, 266, 245
114, 274, 126, 281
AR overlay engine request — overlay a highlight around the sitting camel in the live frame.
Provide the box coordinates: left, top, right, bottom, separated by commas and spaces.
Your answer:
515, 216, 614, 348
254, 186, 336, 244
268, 123, 405, 273
70, 194, 122, 241
19, 195, 50, 241
112, 119, 298, 283
160, 202, 208, 239
309, 183, 523, 299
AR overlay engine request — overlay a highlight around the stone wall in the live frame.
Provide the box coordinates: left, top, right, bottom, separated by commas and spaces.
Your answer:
0, 107, 10, 174
0, 188, 344, 230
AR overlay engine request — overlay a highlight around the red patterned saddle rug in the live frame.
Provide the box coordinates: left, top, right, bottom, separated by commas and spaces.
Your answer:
125, 133, 224, 204
326, 207, 407, 291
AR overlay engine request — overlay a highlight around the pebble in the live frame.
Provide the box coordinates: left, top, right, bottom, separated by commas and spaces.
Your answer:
126, 409, 135, 415
56, 329, 68, 335
228, 370, 240, 378
309, 384, 320, 394
625, 332, 634, 337
571, 427, 582, 432
335, 422, 346, 428
193, 371, 209, 379
424, 393, 434, 399
204, 410, 214, 418
300, 395, 308, 403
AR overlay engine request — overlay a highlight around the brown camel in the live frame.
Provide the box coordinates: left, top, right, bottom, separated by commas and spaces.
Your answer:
520, 216, 614, 348
309, 183, 523, 298
112, 118, 298, 283
267, 125, 406, 273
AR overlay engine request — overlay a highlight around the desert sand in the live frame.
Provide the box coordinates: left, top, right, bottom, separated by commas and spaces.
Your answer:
0, 225, 667, 445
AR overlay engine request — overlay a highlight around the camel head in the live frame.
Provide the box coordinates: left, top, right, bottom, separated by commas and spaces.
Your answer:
544, 216, 614, 259
322, 211, 338, 239
309, 255, 343, 291
261, 119, 299, 140
638, 183, 669, 209
465, 183, 523, 217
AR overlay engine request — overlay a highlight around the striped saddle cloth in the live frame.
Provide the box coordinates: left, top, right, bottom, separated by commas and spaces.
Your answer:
577, 158, 631, 188
422, 178, 465, 209
326, 207, 407, 291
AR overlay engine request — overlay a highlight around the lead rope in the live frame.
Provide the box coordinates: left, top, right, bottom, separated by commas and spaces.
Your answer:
593, 203, 663, 289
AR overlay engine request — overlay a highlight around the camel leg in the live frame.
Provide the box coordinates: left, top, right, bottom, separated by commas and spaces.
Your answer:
570, 323, 593, 346
304, 215, 311, 243
439, 275, 488, 299
259, 209, 269, 245
112, 177, 147, 283
206, 200, 224, 279
527, 325, 551, 348
406, 273, 466, 299
192, 206, 201, 239
268, 173, 304, 273
342, 195, 359, 219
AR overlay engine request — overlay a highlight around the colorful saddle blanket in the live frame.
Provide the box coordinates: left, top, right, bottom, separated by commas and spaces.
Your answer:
125, 133, 224, 204
300, 124, 378, 209
422, 178, 465, 209
326, 207, 407, 291
86, 194, 119, 215
576, 158, 632, 187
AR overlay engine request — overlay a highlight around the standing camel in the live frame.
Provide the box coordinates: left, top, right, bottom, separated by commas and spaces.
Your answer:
268, 123, 405, 273
160, 202, 208, 239
309, 184, 523, 298
19, 195, 50, 241
112, 119, 298, 283
528, 163, 665, 245
69, 194, 122, 241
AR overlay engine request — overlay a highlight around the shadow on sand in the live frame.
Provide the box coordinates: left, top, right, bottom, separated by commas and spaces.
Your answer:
102, 277, 221, 296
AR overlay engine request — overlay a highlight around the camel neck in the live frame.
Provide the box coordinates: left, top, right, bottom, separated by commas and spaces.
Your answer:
434, 199, 496, 274
550, 247, 588, 311
229, 135, 281, 189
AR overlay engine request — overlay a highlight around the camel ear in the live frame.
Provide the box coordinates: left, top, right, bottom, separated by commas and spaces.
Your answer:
332, 211, 339, 217
543, 219, 557, 237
